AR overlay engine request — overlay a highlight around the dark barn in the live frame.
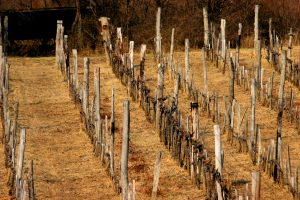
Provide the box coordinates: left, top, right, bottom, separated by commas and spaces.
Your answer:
0, 0, 95, 56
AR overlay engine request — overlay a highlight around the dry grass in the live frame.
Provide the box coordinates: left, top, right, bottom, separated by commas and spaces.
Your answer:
138, 47, 297, 199
5, 57, 117, 199
0, 125, 10, 199
1, 45, 300, 199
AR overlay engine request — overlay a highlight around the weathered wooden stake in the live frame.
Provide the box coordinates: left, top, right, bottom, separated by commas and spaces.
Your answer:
173, 73, 180, 109
121, 100, 130, 200
83, 57, 90, 122
275, 50, 286, 181
251, 172, 261, 200
221, 19, 226, 62
152, 151, 163, 198
156, 64, 164, 134
230, 99, 236, 135
269, 71, 274, 108
0, 16, 2, 47
99, 17, 111, 64
156, 7, 162, 63
105, 115, 109, 153
3, 16, 8, 56
236, 23, 242, 67
16, 128, 26, 199
56, 20, 63, 66
203, 7, 209, 48
30, 160, 35, 200
129, 41, 134, 69
229, 56, 235, 104
140, 44, 146, 81
214, 125, 223, 200
254, 5, 259, 52
72, 49, 79, 90
269, 18, 273, 51
202, 48, 208, 95
132, 180, 136, 200
94, 67, 100, 125
287, 28, 293, 58
296, 167, 299, 197
185, 39, 190, 91
63, 35, 69, 80
255, 40, 262, 90
250, 79, 256, 150
110, 88, 115, 178
257, 127, 261, 165
169, 28, 175, 73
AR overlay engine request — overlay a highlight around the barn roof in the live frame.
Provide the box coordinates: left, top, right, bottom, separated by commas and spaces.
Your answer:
0, 0, 77, 13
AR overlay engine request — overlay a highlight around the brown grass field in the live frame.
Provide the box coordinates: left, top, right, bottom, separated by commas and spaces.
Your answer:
1, 46, 300, 199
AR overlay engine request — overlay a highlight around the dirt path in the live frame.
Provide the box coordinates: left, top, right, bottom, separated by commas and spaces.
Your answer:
7, 57, 118, 199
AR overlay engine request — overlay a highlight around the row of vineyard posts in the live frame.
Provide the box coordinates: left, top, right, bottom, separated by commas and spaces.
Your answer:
55, 3, 300, 200
0, 16, 36, 199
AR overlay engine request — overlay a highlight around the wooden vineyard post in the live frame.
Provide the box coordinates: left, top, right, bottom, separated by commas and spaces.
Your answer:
121, 100, 130, 200
116, 27, 123, 57
251, 172, 261, 200
72, 49, 78, 91
110, 88, 115, 178
152, 151, 163, 199
203, 7, 209, 49
132, 180, 136, 200
0, 16, 2, 47
255, 40, 262, 91
169, 28, 175, 74
156, 64, 164, 135
99, 17, 111, 65
59, 26, 64, 72
254, 5, 259, 54
94, 66, 101, 142
105, 116, 109, 155
140, 44, 146, 81
63, 35, 69, 81
269, 18, 273, 51
230, 99, 236, 141
257, 127, 261, 165
4, 60, 9, 92
156, 7, 162, 63
185, 39, 190, 92
269, 71, 274, 108
250, 79, 256, 152
21, 180, 28, 200
275, 50, 286, 181
229, 56, 235, 104
296, 167, 299, 198
236, 23, 242, 67
83, 57, 90, 124
214, 125, 223, 200
129, 41, 134, 70
191, 101, 199, 139
203, 48, 208, 95
221, 19, 226, 74
56, 20, 63, 67
287, 28, 293, 59
16, 128, 26, 199
173, 73, 180, 109
3, 16, 8, 56
29, 160, 35, 200
268, 18, 274, 63
11, 102, 19, 167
